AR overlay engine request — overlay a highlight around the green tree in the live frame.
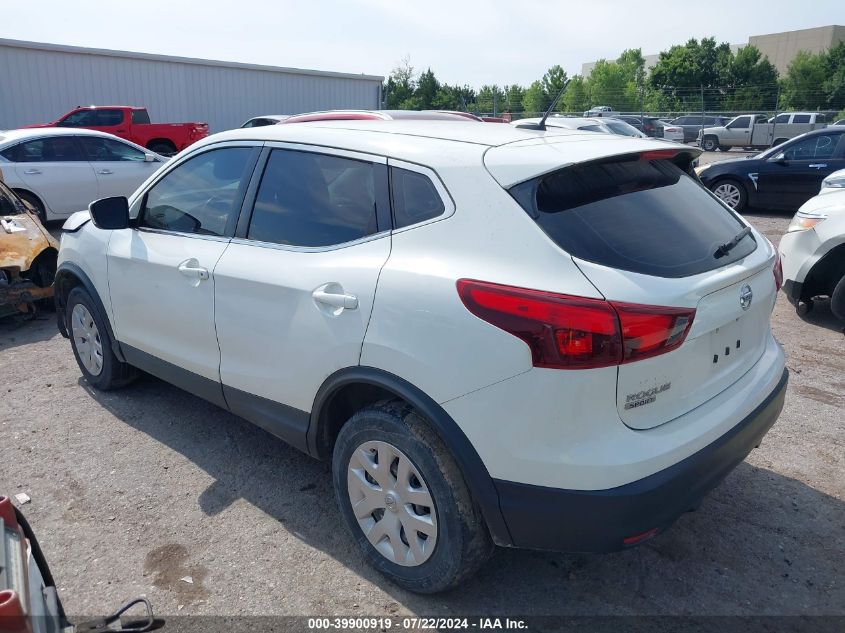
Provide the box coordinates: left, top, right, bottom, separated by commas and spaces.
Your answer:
432, 84, 476, 111
822, 41, 845, 109
562, 75, 589, 113
503, 84, 525, 113
542, 65, 568, 101
587, 60, 635, 111
384, 56, 416, 109
477, 85, 506, 114
780, 50, 828, 110
522, 80, 548, 115
723, 45, 779, 110
649, 38, 733, 109
415, 68, 440, 110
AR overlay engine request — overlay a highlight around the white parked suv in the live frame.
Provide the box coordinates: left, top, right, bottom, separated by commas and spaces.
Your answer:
779, 188, 845, 321
56, 120, 788, 593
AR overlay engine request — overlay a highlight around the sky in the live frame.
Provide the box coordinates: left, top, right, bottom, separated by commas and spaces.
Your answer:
1, 1, 843, 87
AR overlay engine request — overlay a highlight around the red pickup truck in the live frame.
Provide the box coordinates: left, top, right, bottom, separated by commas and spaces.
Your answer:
24, 106, 208, 155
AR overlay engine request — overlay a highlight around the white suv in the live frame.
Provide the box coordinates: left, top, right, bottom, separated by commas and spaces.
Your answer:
56, 120, 788, 593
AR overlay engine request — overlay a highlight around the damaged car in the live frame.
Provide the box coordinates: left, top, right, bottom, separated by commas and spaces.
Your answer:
0, 169, 58, 318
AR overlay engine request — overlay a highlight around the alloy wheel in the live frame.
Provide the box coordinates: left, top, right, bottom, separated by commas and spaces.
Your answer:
713, 183, 742, 209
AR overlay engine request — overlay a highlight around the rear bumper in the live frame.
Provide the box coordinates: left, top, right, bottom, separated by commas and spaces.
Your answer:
494, 368, 788, 553
782, 279, 803, 306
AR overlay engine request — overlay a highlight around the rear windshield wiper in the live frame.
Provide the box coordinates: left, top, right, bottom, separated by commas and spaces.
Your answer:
714, 226, 752, 259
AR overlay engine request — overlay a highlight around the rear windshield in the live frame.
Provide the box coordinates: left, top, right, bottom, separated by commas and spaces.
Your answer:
509, 158, 756, 278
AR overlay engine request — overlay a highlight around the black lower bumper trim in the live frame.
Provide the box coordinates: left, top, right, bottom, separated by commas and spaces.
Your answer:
495, 368, 788, 553
782, 279, 803, 306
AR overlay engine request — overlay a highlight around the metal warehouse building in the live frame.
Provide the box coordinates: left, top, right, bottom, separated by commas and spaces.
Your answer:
0, 38, 383, 132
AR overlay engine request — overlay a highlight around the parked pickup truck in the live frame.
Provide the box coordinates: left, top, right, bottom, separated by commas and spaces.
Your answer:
698, 113, 827, 151
24, 106, 208, 155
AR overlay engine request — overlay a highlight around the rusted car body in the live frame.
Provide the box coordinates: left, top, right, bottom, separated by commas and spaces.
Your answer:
0, 169, 58, 318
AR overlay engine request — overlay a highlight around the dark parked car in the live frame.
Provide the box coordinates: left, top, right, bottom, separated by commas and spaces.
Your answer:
695, 127, 845, 211
670, 115, 729, 142
613, 115, 664, 137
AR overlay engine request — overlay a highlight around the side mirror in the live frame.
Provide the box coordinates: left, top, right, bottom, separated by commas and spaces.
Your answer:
89, 196, 130, 230
771, 152, 788, 164
144, 153, 156, 162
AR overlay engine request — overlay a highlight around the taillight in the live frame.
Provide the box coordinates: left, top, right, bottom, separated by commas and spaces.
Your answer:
614, 302, 695, 363
457, 279, 696, 370
773, 246, 783, 292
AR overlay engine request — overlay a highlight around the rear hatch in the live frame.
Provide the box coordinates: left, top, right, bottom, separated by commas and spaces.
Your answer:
498, 145, 777, 430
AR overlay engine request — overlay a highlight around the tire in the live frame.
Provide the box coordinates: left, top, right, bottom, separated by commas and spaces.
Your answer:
772, 138, 788, 148
701, 136, 719, 152
332, 400, 493, 593
718, 145, 731, 152
147, 141, 177, 156
710, 179, 747, 212
66, 286, 137, 390
830, 275, 845, 323
14, 190, 47, 224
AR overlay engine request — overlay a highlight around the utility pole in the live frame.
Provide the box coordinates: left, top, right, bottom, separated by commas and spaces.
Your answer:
701, 84, 705, 141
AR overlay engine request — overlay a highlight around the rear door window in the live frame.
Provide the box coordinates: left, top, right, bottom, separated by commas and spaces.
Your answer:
96, 109, 124, 126
509, 157, 756, 278
792, 114, 811, 124
131, 110, 151, 124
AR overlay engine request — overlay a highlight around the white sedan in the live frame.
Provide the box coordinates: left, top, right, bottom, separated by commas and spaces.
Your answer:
0, 128, 165, 222
658, 122, 685, 142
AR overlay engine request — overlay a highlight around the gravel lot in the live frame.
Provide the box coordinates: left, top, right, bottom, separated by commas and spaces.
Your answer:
1, 149, 843, 620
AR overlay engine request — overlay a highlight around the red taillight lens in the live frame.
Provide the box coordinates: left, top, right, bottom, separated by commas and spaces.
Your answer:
773, 247, 783, 292
457, 280, 696, 370
456, 279, 622, 369
614, 302, 695, 363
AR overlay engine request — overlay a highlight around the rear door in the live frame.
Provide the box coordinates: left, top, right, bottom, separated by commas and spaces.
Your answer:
107, 143, 260, 405
212, 145, 392, 444
507, 154, 776, 429
77, 136, 161, 199
7, 136, 98, 217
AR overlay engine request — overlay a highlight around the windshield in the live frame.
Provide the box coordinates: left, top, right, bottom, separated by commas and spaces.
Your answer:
509, 157, 756, 278
605, 120, 644, 137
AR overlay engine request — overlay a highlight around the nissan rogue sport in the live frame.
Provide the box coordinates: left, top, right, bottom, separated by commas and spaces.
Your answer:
56, 119, 788, 593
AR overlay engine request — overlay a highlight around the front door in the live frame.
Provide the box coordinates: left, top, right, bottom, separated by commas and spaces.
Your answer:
213, 146, 392, 447
10, 136, 98, 217
77, 135, 162, 199
722, 115, 752, 146
107, 144, 260, 406
757, 132, 845, 209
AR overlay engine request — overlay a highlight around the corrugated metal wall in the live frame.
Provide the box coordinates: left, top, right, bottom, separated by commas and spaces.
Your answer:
0, 39, 383, 132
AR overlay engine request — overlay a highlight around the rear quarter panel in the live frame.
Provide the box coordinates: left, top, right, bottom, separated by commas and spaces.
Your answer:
361, 158, 603, 404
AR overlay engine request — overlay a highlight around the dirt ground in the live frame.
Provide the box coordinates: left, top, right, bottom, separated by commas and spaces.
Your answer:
1, 150, 843, 619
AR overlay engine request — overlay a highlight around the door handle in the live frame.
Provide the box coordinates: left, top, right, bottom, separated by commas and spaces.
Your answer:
116, 129, 127, 132
177, 259, 209, 280
98, 169, 114, 175
808, 164, 827, 168
312, 288, 358, 310
24, 168, 42, 175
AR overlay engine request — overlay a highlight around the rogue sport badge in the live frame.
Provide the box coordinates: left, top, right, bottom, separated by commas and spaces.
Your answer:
740, 284, 753, 310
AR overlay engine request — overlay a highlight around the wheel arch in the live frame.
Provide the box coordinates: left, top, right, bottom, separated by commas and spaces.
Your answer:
146, 138, 177, 152
11, 188, 47, 215
309, 366, 512, 546
54, 262, 120, 359
804, 242, 845, 300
